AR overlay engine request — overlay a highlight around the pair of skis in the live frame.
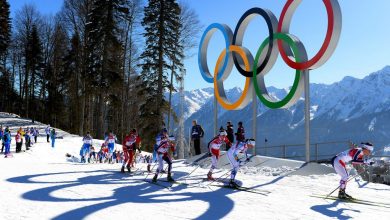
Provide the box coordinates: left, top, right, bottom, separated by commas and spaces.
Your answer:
143, 179, 190, 190
311, 194, 390, 208
145, 177, 269, 196
211, 183, 270, 196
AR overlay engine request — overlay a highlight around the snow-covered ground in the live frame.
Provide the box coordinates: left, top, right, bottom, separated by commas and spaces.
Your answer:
1, 114, 389, 219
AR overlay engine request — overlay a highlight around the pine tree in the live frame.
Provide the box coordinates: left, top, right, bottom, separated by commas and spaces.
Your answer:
63, 33, 82, 134
25, 25, 44, 121
139, 0, 182, 149
0, 0, 12, 111
85, 0, 126, 138
0, 0, 11, 70
45, 22, 69, 128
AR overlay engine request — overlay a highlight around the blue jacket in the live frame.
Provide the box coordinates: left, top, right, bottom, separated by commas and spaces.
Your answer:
3, 132, 11, 144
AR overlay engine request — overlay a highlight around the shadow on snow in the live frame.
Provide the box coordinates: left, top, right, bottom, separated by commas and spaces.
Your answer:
7, 169, 236, 219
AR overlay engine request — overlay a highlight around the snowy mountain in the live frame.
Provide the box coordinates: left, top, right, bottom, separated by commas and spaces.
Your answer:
166, 87, 214, 120
171, 66, 390, 158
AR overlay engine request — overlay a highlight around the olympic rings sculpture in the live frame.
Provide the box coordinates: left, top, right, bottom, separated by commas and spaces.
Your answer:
198, 0, 342, 110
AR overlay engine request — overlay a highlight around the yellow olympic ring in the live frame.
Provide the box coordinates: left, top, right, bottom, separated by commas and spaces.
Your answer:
214, 45, 254, 110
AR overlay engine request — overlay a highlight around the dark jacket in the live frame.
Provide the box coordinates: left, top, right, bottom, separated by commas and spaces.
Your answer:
235, 126, 245, 142
191, 124, 204, 139
226, 124, 234, 142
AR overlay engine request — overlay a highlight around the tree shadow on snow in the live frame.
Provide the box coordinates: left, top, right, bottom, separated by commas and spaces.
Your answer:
311, 200, 360, 219
7, 169, 237, 219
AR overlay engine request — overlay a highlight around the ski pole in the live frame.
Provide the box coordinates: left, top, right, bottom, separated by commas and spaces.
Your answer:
205, 168, 232, 187
217, 157, 253, 183
205, 155, 248, 187
144, 161, 158, 180
326, 173, 360, 198
179, 152, 226, 182
176, 153, 209, 181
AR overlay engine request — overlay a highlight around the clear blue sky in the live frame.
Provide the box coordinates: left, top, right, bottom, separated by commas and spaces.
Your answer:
9, 0, 390, 91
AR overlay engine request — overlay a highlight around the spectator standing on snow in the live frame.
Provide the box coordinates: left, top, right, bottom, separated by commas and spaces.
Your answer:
3, 128, 11, 157
235, 121, 245, 143
226, 121, 234, 151
191, 120, 204, 155
0, 126, 4, 153
45, 125, 51, 143
24, 130, 31, 150
50, 129, 56, 148
33, 128, 39, 143
15, 131, 23, 153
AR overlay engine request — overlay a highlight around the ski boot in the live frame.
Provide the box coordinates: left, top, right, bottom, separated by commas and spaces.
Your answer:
229, 179, 239, 188
127, 165, 131, 173
81, 156, 85, 163
152, 174, 158, 183
338, 189, 353, 199
121, 166, 125, 173
167, 173, 175, 182
207, 171, 215, 181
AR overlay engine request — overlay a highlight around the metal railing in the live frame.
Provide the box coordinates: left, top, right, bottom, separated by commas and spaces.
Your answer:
366, 156, 390, 184
258, 140, 351, 162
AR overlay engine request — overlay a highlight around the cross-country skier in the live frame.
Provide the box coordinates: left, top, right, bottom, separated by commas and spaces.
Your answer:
152, 134, 176, 182
121, 130, 137, 173
207, 127, 232, 180
130, 129, 142, 168
105, 131, 117, 163
147, 128, 167, 173
331, 142, 374, 199
81, 132, 93, 163
227, 139, 255, 187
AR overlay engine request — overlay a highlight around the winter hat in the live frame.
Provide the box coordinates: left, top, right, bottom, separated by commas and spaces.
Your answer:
219, 127, 227, 136
361, 142, 374, 152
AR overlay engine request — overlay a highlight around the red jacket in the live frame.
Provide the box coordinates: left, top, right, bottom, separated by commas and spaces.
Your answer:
122, 134, 137, 151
